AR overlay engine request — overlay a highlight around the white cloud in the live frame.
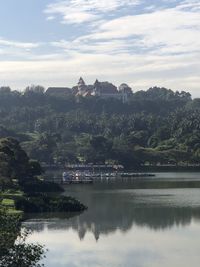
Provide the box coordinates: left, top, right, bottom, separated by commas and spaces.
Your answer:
48, 0, 200, 57
0, 0, 200, 97
0, 38, 41, 58
88, 8, 200, 53
0, 38, 40, 49
177, 0, 200, 11
46, 16, 55, 21
45, 0, 140, 24
51, 38, 135, 54
0, 50, 199, 96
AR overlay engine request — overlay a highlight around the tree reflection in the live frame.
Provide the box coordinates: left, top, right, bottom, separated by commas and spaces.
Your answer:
24, 205, 200, 241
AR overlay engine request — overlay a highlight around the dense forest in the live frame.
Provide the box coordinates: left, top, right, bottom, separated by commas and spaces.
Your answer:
0, 85, 199, 169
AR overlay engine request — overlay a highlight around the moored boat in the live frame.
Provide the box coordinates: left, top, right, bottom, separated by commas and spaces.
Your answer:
62, 171, 94, 184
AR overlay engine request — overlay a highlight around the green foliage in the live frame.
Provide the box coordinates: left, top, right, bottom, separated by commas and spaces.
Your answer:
15, 194, 87, 213
20, 179, 64, 194
0, 86, 199, 168
1, 198, 15, 207
0, 176, 13, 191
0, 138, 43, 189
0, 209, 45, 267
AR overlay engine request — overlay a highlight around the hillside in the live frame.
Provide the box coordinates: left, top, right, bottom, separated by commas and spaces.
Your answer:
0, 85, 199, 169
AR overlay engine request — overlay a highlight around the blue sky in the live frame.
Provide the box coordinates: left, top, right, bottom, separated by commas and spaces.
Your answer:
0, 0, 200, 96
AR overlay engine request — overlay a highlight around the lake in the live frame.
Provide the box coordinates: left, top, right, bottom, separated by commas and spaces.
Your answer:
23, 172, 200, 267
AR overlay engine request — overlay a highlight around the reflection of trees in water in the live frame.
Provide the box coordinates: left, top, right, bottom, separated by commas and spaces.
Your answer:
24, 205, 200, 241
23, 181, 200, 240
72, 206, 200, 241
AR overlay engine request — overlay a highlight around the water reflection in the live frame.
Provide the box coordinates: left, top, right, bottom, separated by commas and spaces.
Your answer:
24, 205, 200, 241
24, 185, 200, 241
24, 174, 200, 267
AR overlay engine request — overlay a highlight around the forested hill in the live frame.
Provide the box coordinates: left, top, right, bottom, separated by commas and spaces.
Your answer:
0, 85, 200, 169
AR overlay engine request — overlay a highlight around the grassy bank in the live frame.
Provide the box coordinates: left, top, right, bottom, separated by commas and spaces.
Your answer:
0, 184, 87, 216
0, 190, 24, 215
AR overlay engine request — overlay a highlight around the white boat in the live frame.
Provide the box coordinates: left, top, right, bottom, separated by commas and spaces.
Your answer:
62, 171, 93, 184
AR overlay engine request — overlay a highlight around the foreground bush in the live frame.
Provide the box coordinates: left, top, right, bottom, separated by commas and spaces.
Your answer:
0, 209, 45, 267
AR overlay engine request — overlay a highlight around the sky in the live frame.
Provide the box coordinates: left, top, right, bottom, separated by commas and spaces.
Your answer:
0, 0, 200, 96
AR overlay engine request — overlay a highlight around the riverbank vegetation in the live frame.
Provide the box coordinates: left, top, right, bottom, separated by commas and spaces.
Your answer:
0, 208, 45, 267
0, 137, 87, 214
0, 138, 86, 266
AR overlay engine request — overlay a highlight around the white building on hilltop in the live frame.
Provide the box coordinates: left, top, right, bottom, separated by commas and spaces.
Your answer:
75, 78, 133, 103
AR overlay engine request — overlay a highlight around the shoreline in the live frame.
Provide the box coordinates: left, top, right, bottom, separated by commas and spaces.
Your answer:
44, 166, 200, 174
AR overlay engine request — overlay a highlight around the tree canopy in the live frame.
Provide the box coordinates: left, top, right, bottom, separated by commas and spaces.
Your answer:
0, 209, 45, 267
0, 85, 199, 168
0, 137, 42, 190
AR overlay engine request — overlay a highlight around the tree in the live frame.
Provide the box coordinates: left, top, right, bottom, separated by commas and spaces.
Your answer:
0, 138, 43, 189
90, 136, 113, 163
0, 87, 11, 94
0, 209, 45, 267
0, 85, 199, 167
24, 85, 45, 95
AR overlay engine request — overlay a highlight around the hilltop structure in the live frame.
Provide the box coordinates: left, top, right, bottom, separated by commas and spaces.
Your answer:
76, 77, 132, 103
46, 78, 133, 102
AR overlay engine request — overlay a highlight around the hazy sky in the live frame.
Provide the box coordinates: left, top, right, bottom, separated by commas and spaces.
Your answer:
0, 0, 199, 96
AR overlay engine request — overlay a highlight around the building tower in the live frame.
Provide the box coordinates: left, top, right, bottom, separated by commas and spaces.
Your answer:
93, 79, 101, 96
77, 77, 87, 95
118, 83, 133, 103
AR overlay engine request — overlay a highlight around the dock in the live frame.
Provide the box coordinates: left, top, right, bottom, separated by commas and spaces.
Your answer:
47, 171, 156, 185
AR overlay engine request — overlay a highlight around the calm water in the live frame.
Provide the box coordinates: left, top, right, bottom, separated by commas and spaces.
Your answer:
24, 172, 200, 267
